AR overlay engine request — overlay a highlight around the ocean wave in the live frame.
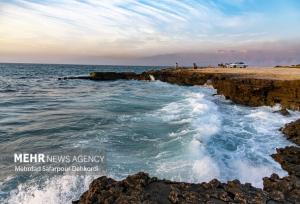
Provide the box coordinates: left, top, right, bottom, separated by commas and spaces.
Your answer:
6, 174, 97, 204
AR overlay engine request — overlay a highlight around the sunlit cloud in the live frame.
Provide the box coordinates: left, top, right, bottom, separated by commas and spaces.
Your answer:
0, 0, 299, 65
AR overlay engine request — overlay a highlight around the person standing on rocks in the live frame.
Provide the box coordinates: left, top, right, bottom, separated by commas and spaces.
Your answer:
193, 63, 197, 69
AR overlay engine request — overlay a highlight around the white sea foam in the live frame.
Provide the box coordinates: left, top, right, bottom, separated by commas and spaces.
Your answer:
192, 157, 220, 181
6, 174, 96, 204
155, 152, 220, 183
155, 91, 221, 140
153, 89, 222, 183
152, 87, 300, 187
149, 75, 155, 81
233, 160, 287, 188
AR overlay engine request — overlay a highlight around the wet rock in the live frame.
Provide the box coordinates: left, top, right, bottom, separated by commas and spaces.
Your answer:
273, 108, 290, 116
263, 173, 300, 203
272, 146, 300, 177
74, 172, 271, 204
89, 72, 139, 80
281, 119, 300, 145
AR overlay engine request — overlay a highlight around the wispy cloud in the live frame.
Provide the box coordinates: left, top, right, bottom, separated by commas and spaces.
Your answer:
0, 0, 299, 64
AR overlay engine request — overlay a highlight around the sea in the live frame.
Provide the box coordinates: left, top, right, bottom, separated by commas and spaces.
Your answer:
0, 63, 299, 204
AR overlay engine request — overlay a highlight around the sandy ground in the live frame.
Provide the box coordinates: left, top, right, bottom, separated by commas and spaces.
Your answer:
183, 67, 300, 80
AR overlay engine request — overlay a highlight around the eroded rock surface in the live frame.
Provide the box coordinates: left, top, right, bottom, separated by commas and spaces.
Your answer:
281, 119, 300, 145
73, 172, 269, 204
73, 171, 300, 204
263, 174, 300, 203
272, 146, 300, 177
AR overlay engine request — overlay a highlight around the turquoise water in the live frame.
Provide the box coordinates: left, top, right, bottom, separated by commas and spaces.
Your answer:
0, 63, 299, 204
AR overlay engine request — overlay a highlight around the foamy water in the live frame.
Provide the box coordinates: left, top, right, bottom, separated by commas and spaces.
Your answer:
0, 64, 299, 204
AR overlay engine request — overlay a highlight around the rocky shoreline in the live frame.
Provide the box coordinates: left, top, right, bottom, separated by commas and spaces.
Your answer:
68, 68, 300, 203
85, 68, 300, 111
73, 172, 295, 204
281, 119, 300, 145
73, 145, 300, 204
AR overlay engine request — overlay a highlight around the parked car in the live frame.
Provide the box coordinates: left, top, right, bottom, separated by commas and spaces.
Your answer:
228, 62, 248, 68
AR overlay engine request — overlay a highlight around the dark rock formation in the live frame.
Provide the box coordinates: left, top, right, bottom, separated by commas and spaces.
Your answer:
272, 146, 300, 177
263, 174, 300, 203
281, 119, 300, 145
264, 146, 300, 203
89, 72, 139, 80
73, 171, 300, 204
73, 172, 269, 204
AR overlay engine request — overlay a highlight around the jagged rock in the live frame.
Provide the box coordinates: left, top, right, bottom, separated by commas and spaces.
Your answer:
272, 146, 300, 177
74, 172, 271, 204
263, 174, 300, 203
281, 119, 300, 145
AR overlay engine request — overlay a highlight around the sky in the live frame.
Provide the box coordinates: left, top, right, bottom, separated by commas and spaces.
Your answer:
0, 0, 300, 66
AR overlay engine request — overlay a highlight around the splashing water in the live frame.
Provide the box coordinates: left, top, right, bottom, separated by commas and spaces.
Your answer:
149, 74, 155, 81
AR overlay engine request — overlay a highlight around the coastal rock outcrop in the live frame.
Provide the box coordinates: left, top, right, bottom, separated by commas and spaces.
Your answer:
210, 77, 300, 110
73, 172, 268, 204
88, 68, 300, 110
272, 146, 300, 177
89, 72, 139, 80
281, 119, 300, 145
73, 171, 300, 204
263, 174, 300, 203
264, 146, 300, 203
147, 69, 300, 110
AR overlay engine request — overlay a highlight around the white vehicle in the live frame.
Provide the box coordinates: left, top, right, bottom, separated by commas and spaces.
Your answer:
228, 62, 248, 68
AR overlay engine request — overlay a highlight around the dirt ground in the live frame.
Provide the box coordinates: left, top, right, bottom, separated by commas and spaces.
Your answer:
185, 67, 300, 80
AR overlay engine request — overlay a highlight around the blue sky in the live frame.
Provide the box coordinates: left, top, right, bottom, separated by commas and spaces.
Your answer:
0, 0, 300, 65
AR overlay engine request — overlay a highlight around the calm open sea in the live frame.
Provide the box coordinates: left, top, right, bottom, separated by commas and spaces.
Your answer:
0, 63, 299, 204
